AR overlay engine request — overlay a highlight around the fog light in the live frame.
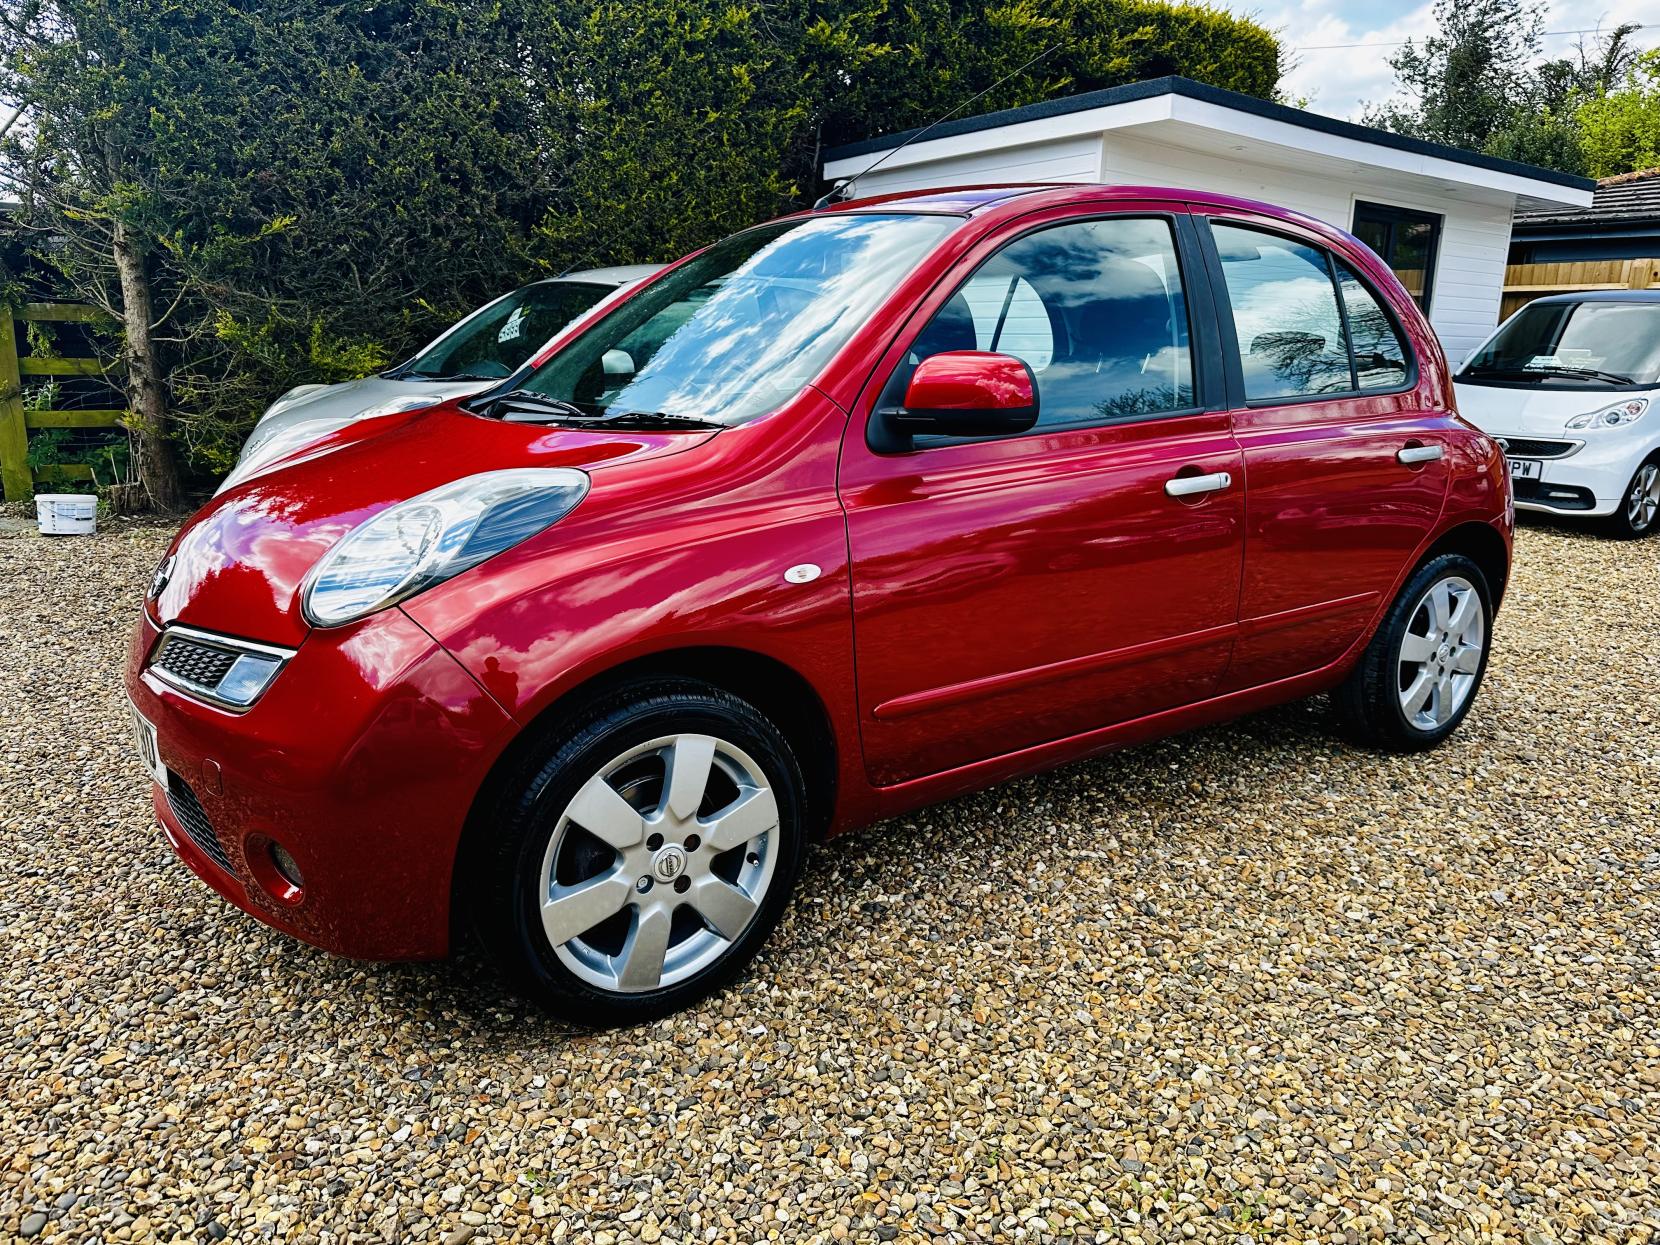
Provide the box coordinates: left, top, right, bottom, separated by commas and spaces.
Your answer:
270, 842, 305, 890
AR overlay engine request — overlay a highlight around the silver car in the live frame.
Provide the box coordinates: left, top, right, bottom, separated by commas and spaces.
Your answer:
220, 265, 662, 492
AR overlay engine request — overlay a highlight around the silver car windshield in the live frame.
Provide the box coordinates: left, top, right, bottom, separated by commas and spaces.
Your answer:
1460, 300, 1660, 388
512, 213, 960, 425
402, 281, 617, 381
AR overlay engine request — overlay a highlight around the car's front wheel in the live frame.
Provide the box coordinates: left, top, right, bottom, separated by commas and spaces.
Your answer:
1334, 552, 1493, 751
474, 678, 805, 1025
1606, 456, 1660, 539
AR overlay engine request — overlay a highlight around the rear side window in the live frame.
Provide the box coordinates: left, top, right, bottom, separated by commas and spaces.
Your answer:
1214, 224, 1352, 400
1337, 262, 1410, 390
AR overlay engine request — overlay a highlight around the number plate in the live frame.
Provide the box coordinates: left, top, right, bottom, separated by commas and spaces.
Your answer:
128, 700, 166, 785
1507, 458, 1542, 481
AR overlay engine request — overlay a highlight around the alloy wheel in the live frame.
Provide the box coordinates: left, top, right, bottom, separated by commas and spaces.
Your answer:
1627, 462, 1660, 532
1396, 575, 1485, 732
537, 733, 780, 994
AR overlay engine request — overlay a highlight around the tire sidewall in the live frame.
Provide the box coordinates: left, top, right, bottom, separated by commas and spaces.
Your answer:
1377, 553, 1494, 746
483, 684, 806, 1025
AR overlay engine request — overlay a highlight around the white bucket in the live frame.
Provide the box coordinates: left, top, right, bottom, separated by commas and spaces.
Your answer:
35, 493, 98, 536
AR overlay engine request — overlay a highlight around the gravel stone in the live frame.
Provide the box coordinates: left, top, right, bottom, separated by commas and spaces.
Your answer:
2, 513, 1657, 1243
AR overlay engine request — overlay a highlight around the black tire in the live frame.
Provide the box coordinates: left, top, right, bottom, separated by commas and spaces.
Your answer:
1602, 456, 1660, 540
472, 677, 806, 1026
1333, 552, 1494, 751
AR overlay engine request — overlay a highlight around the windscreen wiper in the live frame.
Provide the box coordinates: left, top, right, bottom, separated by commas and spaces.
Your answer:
483, 391, 592, 421
1463, 364, 1634, 385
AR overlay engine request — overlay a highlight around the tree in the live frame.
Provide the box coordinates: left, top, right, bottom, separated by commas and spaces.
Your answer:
1363, 0, 1544, 150
1576, 48, 1660, 177
1, 0, 1282, 503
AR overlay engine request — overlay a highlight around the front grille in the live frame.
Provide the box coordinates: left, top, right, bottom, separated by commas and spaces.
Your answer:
1497, 436, 1578, 459
146, 626, 293, 710
165, 777, 234, 874
152, 634, 240, 689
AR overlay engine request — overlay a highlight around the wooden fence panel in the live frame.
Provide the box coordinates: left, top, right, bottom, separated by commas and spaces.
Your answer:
1501, 257, 1660, 322
0, 303, 126, 502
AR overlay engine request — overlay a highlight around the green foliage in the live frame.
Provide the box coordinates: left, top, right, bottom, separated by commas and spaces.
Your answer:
1576, 50, 1660, 178
1363, 10, 1657, 177
1, 0, 1281, 488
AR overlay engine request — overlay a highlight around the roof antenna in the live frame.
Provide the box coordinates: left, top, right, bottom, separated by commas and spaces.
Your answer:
812, 42, 1063, 210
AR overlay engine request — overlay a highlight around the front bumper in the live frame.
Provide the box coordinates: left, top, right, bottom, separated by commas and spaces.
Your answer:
126, 607, 516, 960
1498, 432, 1657, 518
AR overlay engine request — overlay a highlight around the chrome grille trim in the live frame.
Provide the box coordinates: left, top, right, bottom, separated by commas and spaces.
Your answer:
1494, 436, 1582, 460
146, 624, 296, 712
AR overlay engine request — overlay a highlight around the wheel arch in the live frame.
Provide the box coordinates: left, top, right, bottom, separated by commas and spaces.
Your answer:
1419, 520, 1511, 608
449, 644, 841, 949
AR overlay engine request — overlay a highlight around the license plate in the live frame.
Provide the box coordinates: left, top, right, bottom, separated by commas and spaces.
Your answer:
1507, 458, 1542, 480
128, 701, 166, 785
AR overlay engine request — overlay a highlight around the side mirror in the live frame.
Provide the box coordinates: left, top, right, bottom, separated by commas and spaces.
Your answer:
879, 351, 1039, 443
601, 348, 636, 378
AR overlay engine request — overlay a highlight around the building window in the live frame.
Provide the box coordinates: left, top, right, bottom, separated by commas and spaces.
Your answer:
1352, 201, 1442, 313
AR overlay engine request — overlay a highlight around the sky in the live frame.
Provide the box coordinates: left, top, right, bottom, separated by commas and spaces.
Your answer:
1229, 0, 1659, 120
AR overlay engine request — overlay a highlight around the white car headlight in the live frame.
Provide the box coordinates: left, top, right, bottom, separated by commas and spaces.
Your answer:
301, 468, 590, 627
1565, 398, 1648, 430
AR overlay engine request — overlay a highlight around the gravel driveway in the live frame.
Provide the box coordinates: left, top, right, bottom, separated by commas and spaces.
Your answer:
3, 516, 1656, 1244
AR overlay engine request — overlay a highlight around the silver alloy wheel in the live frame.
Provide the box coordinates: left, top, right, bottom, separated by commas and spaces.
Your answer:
1627, 461, 1660, 531
538, 733, 779, 994
1397, 574, 1485, 731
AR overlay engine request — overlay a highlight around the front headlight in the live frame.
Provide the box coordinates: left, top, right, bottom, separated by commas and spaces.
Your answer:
301, 468, 590, 627
1566, 398, 1648, 430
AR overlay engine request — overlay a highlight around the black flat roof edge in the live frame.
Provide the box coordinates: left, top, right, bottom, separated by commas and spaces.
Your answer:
823, 76, 1595, 194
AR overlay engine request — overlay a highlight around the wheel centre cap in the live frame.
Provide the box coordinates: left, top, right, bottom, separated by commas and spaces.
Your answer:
652, 844, 688, 882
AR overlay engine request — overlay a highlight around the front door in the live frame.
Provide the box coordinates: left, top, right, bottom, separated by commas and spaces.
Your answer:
1199, 216, 1452, 691
840, 210, 1246, 787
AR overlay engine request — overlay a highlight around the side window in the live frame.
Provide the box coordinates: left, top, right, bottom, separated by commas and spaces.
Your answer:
1214, 224, 1351, 401
1336, 262, 1411, 390
887, 216, 1195, 437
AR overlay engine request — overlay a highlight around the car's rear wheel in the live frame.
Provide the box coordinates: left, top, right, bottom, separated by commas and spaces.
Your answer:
1605, 457, 1660, 539
474, 679, 805, 1025
1333, 552, 1493, 751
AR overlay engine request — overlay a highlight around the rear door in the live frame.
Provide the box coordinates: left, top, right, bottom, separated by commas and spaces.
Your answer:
1197, 214, 1452, 691
839, 206, 1245, 787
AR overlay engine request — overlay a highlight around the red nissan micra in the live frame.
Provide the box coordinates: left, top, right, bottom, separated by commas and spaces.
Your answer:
126, 185, 1512, 1024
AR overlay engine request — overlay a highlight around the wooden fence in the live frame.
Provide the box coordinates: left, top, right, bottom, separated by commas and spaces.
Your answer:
1501, 257, 1660, 322
0, 302, 126, 502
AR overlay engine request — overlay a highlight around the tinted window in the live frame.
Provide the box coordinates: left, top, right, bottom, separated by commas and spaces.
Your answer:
1460, 300, 1660, 388
890, 217, 1194, 435
406, 282, 616, 380
1215, 224, 1351, 401
1337, 263, 1410, 390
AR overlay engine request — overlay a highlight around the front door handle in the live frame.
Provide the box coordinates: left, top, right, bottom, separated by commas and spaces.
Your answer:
1165, 471, 1233, 498
1397, 444, 1444, 465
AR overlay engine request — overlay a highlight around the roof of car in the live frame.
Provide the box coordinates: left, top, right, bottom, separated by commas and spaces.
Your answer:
1526, 289, 1660, 305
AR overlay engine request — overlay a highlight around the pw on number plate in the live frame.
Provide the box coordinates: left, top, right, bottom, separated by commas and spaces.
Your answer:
1507, 458, 1542, 481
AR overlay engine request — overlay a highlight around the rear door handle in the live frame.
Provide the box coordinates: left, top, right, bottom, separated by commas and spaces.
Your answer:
1165, 471, 1233, 497
1397, 444, 1444, 465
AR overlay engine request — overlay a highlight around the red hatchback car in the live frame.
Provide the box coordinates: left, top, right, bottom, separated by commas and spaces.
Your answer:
126, 185, 1512, 1023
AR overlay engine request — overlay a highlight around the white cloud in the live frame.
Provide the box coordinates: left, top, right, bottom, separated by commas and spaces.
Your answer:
1227, 0, 1659, 121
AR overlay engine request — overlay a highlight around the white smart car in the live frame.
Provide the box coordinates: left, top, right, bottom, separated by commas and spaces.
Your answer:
1455, 290, 1660, 537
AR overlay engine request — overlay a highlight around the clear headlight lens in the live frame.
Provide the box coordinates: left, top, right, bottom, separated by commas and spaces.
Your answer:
1565, 398, 1648, 430
301, 468, 590, 627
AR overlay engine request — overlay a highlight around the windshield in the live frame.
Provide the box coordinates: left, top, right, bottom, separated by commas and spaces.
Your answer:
510, 213, 959, 425
401, 281, 617, 380
1460, 300, 1660, 388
